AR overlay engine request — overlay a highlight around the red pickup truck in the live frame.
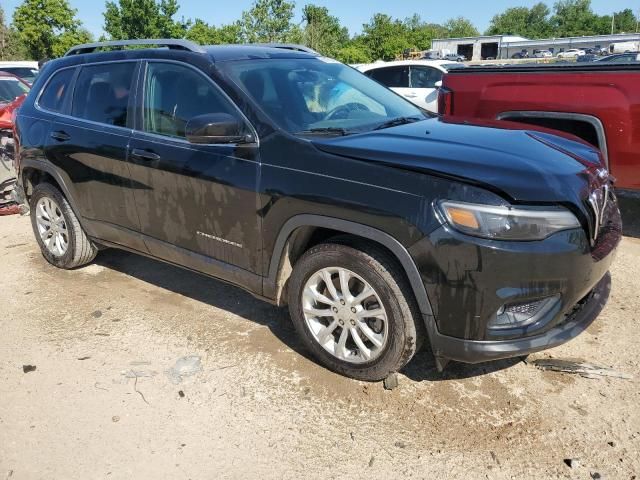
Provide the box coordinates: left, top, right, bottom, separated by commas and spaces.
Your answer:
438, 63, 640, 197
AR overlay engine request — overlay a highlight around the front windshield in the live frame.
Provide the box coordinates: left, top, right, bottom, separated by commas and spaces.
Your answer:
0, 77, 30, 103
221, 57, 425, 134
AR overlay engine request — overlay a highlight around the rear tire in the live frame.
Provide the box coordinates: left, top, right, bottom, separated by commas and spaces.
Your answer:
288, 241, 422, 381
30, 183, 97, 269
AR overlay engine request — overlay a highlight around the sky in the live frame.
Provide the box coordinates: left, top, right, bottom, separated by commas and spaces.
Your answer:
3, 0, 640, 37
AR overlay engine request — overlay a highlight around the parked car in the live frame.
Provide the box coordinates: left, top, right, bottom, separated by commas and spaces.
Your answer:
357, 60, 465, 112
15, 39, 621, 380
438, 62, 640, 195
533, 50, 552, 58
0, 72, 29, 209
0, 71, 30, 104
576, 54, 599, 62
511, 50, 529, 59
556, 49, 585, 58
596, 53, 640, 63
0, 61, 39, 84
444, 53, 466, 62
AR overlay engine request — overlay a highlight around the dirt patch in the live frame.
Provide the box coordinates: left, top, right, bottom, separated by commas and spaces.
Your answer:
1, 214, 639, 479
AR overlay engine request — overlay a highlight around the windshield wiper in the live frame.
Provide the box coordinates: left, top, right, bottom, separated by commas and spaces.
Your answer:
297, 127, 352, 136
373, 116, 423, 131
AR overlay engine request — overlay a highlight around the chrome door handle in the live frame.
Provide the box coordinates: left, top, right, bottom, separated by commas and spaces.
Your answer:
130, 148, 161, 161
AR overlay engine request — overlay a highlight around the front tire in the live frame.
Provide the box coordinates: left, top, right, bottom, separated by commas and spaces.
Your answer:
30, 183, 97, 269
288, 242, 423, 381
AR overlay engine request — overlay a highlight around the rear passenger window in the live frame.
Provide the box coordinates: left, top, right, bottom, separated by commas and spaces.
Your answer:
39, 68, 75, 113
366, 67, 409, 88
143, 62, 240, 139
71, 62, 135, 127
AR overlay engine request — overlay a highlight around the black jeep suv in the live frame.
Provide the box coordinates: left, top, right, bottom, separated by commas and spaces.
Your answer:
14, 39, 621, 381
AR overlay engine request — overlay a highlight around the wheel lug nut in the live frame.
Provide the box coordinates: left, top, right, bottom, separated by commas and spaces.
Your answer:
350, 319, 356, 326
351, 307, 356, 313
332, 307, 338, 313
340, 300, 345, 305
339, 319, 344, 325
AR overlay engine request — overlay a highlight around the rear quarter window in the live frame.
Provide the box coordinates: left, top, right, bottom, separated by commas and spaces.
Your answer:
38, 68, 74, 113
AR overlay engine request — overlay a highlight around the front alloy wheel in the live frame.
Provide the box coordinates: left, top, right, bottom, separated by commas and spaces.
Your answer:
288, 241, 423, 381
302, 267, 388, 363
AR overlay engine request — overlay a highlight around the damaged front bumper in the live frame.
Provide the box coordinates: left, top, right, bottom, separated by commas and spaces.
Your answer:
426, 272, 611, 370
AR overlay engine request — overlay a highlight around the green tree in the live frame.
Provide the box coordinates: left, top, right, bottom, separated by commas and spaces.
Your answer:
403, 14, 447, 51
185, 19, 241, 45
486, 3, 552, 38
361, 13, 411, 61
611, 9, 638, 33
301, 5, 349, 57
103, 0, 189, 40
51, 28, 93, 56
550, 0, 599, 37
443, 16, 480, 38
239, 0, 297, 43
336, 40, 370, 63
13, 0, 89, 59
0, 5, 27, 60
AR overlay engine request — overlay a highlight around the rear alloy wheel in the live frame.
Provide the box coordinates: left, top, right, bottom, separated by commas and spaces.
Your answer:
35, 196, 69, 256
30, 183, 97, 269
288, 242, 423, 381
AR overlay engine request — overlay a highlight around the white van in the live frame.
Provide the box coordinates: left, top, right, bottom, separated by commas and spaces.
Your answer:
609, 41, 640, 54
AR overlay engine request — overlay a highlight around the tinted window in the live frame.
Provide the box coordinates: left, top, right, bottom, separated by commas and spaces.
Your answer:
0, 77, 30, 103
38, 68, 73, 112
143, 62, 240, 139
366, 66, 409, 88
72, 62, 135, 127
410, 66, 443, 88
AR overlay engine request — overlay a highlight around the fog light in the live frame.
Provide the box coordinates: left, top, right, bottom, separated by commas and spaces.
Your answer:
489, 294, 561, 330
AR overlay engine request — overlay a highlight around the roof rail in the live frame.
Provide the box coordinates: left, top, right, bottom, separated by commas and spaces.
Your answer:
64, 39, 207, 57
249, 43, 320, 55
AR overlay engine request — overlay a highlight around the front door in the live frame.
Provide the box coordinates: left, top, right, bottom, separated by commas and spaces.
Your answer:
126, 61, 262, 281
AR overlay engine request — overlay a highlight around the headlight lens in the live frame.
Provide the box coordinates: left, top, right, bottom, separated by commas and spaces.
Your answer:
439, 201, 581, 240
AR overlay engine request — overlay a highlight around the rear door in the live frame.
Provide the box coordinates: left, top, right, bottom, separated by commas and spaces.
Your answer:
365, 66, 412, 102
408, 65, 444, 112
44, 60, 145, 250
126, 60, 262, 281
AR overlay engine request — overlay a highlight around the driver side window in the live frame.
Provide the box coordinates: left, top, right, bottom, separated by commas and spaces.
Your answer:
143, 62, 241, 139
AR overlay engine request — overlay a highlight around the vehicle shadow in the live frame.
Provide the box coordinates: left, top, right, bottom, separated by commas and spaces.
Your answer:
619, 196, 640, 238
96, 249, 524, 383
402, 350, 524, 382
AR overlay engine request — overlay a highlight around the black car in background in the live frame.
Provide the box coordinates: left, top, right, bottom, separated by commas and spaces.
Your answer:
13, 40, 621, 381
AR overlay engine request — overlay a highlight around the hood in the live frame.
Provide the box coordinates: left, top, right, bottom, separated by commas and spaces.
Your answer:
311, 117, 605, 209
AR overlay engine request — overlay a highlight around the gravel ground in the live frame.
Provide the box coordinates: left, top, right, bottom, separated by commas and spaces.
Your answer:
1, 213, 639, 480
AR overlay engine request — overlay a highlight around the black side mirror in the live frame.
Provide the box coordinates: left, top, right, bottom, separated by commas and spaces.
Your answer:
185, 113, 254, 145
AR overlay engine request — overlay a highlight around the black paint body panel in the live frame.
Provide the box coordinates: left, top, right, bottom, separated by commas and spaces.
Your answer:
14, 46, 622, 365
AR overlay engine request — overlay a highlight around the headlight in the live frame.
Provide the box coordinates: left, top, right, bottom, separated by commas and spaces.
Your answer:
438, 201, 581, 240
